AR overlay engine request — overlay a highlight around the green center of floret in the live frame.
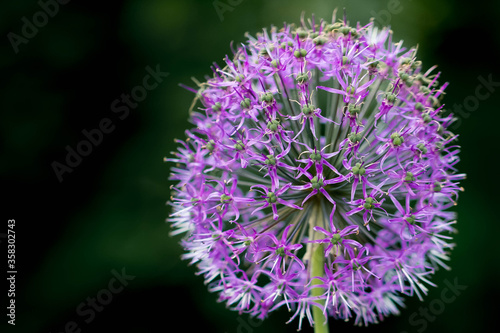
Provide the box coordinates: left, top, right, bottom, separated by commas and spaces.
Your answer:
367, 58, 379, 68
310, 152, 321, 161
279, 41, 294, 49
266, 192, 277, 204
384, 92, 397, 104
416, 143, 427, 154
405, 215, 416, 224
296, 73, 309, 84
264, 154, 276, 166
399, 71, 413, 87
331, 233, 342, 245
295, 28, 309, 39
391, 132, 404, 146
352, 162, 366, 175
404, 171, 416, 182
313, 36, 327, 45
206, 139, 215, 152
346, 85, 355, 95
415, 102, 425, 111
261, 92, 274, 103
240, 98, 251, 109
364, 197, 375, 210
311, 176, 323, 190
433, 181, 442, 192
348, 103, 361, 115
234, 140, 245, 151
420, 86, 431, 95
275, 246, 285, 257
220, 194, 231, 203
348, 132, 363, 143
339, 26, 358, 37
294, 48, 308, 58
267, 119, 279, 132
302, 105, 315, 116
212, 102, 222, 112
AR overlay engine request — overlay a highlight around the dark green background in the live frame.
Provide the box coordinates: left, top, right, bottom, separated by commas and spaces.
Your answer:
1, 0, 499, 332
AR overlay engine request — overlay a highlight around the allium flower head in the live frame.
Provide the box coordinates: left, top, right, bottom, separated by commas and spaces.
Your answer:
166, 12, 465, 330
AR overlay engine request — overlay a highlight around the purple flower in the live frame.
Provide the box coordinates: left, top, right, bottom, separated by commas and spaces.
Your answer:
166, 12, 465, 330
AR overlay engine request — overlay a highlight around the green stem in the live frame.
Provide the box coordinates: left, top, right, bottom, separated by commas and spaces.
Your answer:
311, 243, 329, 333
309, 202, 329, 333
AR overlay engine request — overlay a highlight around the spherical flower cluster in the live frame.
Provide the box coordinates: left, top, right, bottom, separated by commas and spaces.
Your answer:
166, 12, 464, 329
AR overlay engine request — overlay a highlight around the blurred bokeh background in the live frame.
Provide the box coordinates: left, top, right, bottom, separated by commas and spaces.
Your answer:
1, 0, 499, 332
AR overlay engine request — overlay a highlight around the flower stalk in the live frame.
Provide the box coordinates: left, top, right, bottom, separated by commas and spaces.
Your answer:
312, 242, 328, 333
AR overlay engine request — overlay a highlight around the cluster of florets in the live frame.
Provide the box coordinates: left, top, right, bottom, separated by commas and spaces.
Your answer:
167, 13, 464, 329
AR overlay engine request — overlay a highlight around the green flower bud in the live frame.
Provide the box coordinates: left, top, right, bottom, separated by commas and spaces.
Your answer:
433, 181, 442, 192
275, 246, 285, 256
